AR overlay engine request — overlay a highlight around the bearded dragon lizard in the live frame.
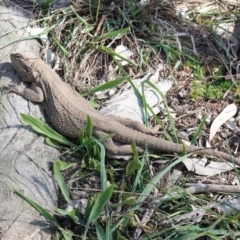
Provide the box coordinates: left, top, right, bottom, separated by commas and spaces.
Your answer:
9, 51, 240, 165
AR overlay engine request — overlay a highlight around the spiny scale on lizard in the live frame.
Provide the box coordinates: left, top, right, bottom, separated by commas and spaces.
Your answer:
9, 51, 240, 165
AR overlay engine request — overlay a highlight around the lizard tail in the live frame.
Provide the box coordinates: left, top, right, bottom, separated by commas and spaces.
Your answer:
113, 128, 240, 166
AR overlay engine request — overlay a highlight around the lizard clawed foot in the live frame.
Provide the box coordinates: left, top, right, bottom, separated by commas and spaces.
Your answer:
150, 124, 161, 135
4, 82, 25, 94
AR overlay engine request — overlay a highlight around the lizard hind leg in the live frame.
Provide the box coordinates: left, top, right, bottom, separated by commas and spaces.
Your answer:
94, 130, 144, 155
107, 114, 160, 135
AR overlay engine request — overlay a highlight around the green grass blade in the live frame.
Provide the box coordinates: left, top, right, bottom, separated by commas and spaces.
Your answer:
88, 184, 114, 224
54, 160, 71, 204
20, 113, 76, 147
131, 150, 147, 192
101, 46, 137, 66
83, 185, 114, 239
144, 80, 178, 142
82, 77, 126, 96
49, 32, 70, 57
70, 5, 88, 26
62, 230, 73, 240
55, 159, 78, 171
14, 188, 60, 227
114, 59, 173, 142
84, 198, 96, 220
111, 154, 193, 233
95, 28, 130, 41
141, 81, 149, 125
45, 137, 64, 148
86, 115, 93, 138
71, 138, 92, 155
14, 188, 73, 238
109, 197, 136, 208
56, 208, 79, 222
40, 0, 54, 10
191, 113, 208, 145
106, 216, 113, 240
135, 154, 191, 204
93, 139, 107, 192
95, 222, 106, 240
95, 0, 100, 21
126, 158, 141, 178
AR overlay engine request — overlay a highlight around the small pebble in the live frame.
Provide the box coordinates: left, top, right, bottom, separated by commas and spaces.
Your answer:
205, 113, 212, 124
220, 130, 229, 139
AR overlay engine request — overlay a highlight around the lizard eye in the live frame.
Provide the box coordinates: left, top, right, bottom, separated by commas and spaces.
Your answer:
15, 54, 21, 59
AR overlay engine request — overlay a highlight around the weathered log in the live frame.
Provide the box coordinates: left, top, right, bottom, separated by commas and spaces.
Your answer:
0, 3, 59, 239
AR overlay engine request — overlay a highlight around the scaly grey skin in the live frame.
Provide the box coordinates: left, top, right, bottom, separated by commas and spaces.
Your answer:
9, 51, 240, 165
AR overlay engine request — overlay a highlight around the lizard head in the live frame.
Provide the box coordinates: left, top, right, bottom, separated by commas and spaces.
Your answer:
10, 51, 40, 82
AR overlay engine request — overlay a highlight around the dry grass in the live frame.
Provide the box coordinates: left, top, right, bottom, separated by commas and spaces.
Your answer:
15, 0, 240, 239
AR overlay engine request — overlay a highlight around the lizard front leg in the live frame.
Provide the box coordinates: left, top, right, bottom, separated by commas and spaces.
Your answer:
8, 82, 44, 103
